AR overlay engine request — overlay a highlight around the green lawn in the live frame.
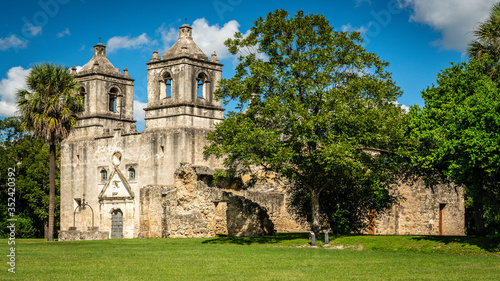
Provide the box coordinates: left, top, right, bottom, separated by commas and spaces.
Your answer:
1, 234, 499, 280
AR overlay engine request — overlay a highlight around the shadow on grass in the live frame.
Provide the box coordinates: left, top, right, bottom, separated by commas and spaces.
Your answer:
202, 232, 311, 245
411, 235, 500, 253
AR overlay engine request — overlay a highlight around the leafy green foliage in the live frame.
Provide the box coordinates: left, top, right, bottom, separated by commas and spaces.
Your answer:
0, 117, 60, 238
408, 58, 500, 235
205, 10, 407, 235
16, 63, 83, 145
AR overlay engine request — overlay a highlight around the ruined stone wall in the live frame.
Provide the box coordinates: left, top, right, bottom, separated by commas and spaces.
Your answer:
373, 180, 465, 235
242, 190, 309, 232
213, 202, 228, 234
137, 164, 282, 238
137, 164, 224, 238
224, 192, 276, 237
59, 228, 109, 241
137, 185, 172, 238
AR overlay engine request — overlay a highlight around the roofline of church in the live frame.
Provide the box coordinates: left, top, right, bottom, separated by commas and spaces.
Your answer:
75, 114, 137, 122
75, 72, 135, 82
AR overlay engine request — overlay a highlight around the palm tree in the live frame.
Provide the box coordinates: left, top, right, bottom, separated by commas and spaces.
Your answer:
16, 63, 83, 241
467, 3, 500, 60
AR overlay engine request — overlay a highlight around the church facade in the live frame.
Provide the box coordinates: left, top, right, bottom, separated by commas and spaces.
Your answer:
59, 24, 465, 240
59, 24, 228, 239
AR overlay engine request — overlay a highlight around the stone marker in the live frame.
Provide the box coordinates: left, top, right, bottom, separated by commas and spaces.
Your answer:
310, 231, 316, 247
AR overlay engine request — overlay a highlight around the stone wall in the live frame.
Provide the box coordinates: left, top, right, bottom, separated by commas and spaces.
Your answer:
138, 164, 223, 238
136, 163, 291, 238
59, 228, 109, 241
372, 180, 465, 235
224, 192, 276, 237
138, 185, 172, 238
243, 189, 308, 232
213, 202, 228, 234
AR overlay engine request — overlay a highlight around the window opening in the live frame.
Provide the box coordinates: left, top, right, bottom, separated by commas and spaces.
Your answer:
163, 73, 172, 99
166, 78, 172, 98
101, 169, 107, 181
109, 88, 118, 112
196, 73, 208, 99
129, 167, 135, 180
79, 87, 86, 111
197, 79, 204, 99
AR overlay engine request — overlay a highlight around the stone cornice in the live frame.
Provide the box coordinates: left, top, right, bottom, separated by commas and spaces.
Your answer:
144, 102, 225, 112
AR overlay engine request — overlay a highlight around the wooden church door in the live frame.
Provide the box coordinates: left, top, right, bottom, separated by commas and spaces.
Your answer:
111, 209, 123, 238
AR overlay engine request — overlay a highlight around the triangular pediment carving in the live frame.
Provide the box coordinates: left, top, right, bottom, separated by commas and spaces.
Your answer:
99, 167, 134, 200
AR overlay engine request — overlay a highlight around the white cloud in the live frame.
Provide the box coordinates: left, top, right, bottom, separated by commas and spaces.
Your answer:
26, 24, 42, 36
57, 28, 71, 38
400, 103, 410, 113
393, 101, 410, 113
156, 23, 178, 52
0, 66, 31, 117
401, 0, 498, 51
341, 23, 368, 35
133, 100, 146, 122
0, 35, 27, 51
157, 18, 245, 59
106, 33, 156, 53
192, 19, 243, 59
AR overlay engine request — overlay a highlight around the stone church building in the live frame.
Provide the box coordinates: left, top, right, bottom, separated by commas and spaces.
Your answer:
59, 25, 465, 240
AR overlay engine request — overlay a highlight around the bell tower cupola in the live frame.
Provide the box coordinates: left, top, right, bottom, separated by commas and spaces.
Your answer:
72, 42, 137, 136
144, 24, 224, 130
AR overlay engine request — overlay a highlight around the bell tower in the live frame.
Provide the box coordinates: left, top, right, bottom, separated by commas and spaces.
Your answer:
72, 43, 136, 136
144, 24, 224, 130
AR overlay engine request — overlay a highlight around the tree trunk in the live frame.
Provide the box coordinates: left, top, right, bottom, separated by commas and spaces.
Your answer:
473, 201, 485, 236
310, 189, 321, 237
48, 144, 56, 241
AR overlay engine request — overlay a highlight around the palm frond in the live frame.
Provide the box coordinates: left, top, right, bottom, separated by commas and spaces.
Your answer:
15, 62, 83, 145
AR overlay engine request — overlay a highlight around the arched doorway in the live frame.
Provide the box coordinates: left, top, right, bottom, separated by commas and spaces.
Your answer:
111, 209, 123, 238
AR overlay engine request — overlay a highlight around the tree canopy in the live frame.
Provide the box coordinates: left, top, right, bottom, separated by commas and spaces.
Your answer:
0, 117, 59, 238
204, 10, 407, 235
409, 2, 500, 236
407, 57, 500, 235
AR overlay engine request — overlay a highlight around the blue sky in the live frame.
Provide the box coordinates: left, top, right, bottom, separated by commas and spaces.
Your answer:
0, 0, 497, 131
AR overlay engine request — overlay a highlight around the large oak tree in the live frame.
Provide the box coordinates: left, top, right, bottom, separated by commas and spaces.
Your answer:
204, 10, 407, 235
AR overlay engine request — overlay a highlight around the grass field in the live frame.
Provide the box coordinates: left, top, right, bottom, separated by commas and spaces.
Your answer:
1, 234, 499, 280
